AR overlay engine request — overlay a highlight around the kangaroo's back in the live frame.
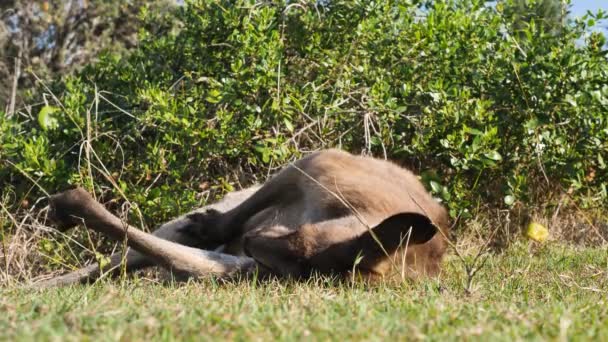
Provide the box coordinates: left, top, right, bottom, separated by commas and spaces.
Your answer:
295, 149, 449, 230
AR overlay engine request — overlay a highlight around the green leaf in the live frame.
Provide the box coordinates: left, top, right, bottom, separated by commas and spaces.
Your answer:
484, 151, 502, 161
463, 126, 483, 136
524, 117, 539, 132
598, 153, 606, 170
284, 118, 294, 132
429, 180, 442, 193
37, 105, 59, 131
205, 89, 222, 103
504, 195, 515, 206
565, 94, 577, 107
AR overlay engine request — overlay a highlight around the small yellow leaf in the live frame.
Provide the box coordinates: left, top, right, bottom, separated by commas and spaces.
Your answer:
38, 105, 59, 131
526, 222, 549, 242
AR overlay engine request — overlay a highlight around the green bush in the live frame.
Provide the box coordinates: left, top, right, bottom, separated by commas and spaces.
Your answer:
1, 0, 607, 226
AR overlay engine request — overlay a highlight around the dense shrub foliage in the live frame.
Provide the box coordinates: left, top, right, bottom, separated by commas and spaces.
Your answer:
1, 0, 607, 226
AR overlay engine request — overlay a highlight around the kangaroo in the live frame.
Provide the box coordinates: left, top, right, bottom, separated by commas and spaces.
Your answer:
39, 149, 449, 287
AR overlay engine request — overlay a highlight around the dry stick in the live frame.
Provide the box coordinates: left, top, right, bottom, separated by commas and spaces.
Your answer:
117, 202, 132, 283
332, 180, 404, 273
69, 90, 101, 265
0, 231, 8, 284
0, 202, 19, 285
1, 200, 48, 284
7, 44, 22, 117
34, 258, 119, 290
3, 230, 27, 284
276, 10, 283, 112
85, 86, 97, 198
27, 217, 94, 276
366, 113, 387, 160
399, 227, 414, 282
97, 93, 137, 119
463, 224, 500, 293
95, 86, 133, 282
34, 226, 148, 289
81, 87, 143, 229
3, 161, 50, 198
67, 86, 116, 284
403, 187, 493, 294
561, 190, 607, 244
549, 184, 605, 244
89, 147, 146, 231
290, 164, 369, 227
85, 152, 149, 283
1, 207, 46, 284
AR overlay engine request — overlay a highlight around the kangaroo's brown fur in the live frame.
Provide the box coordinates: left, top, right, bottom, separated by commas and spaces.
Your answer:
39, 149, 449, 287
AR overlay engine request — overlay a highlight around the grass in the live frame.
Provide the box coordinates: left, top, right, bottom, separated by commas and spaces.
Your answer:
1, 242, 606, 341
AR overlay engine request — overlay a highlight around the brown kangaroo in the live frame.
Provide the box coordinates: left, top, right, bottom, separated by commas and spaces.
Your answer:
39, 149, 449, 287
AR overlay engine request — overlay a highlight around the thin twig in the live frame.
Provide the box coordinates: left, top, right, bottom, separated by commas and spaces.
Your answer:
97, 93, 137, 119
289, 163, 395, 264
3, 160, 50, 197
7, 43, 22, 117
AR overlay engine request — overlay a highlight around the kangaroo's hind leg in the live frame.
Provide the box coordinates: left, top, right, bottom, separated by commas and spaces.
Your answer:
180, 167, 303, 247
241, 225, 310, 278
35, 186, 261, 288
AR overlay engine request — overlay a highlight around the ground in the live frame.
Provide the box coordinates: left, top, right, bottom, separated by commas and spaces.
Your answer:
1, 242, 606, 341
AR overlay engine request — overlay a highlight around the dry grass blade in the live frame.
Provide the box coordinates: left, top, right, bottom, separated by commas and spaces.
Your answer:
290, 163, 398, 270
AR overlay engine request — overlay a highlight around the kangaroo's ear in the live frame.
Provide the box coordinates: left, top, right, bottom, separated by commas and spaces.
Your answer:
347, 213, 439, 266
371, 213, 438, 247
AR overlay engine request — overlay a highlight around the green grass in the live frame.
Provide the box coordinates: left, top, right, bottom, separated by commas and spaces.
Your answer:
1, 243, 606, 341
